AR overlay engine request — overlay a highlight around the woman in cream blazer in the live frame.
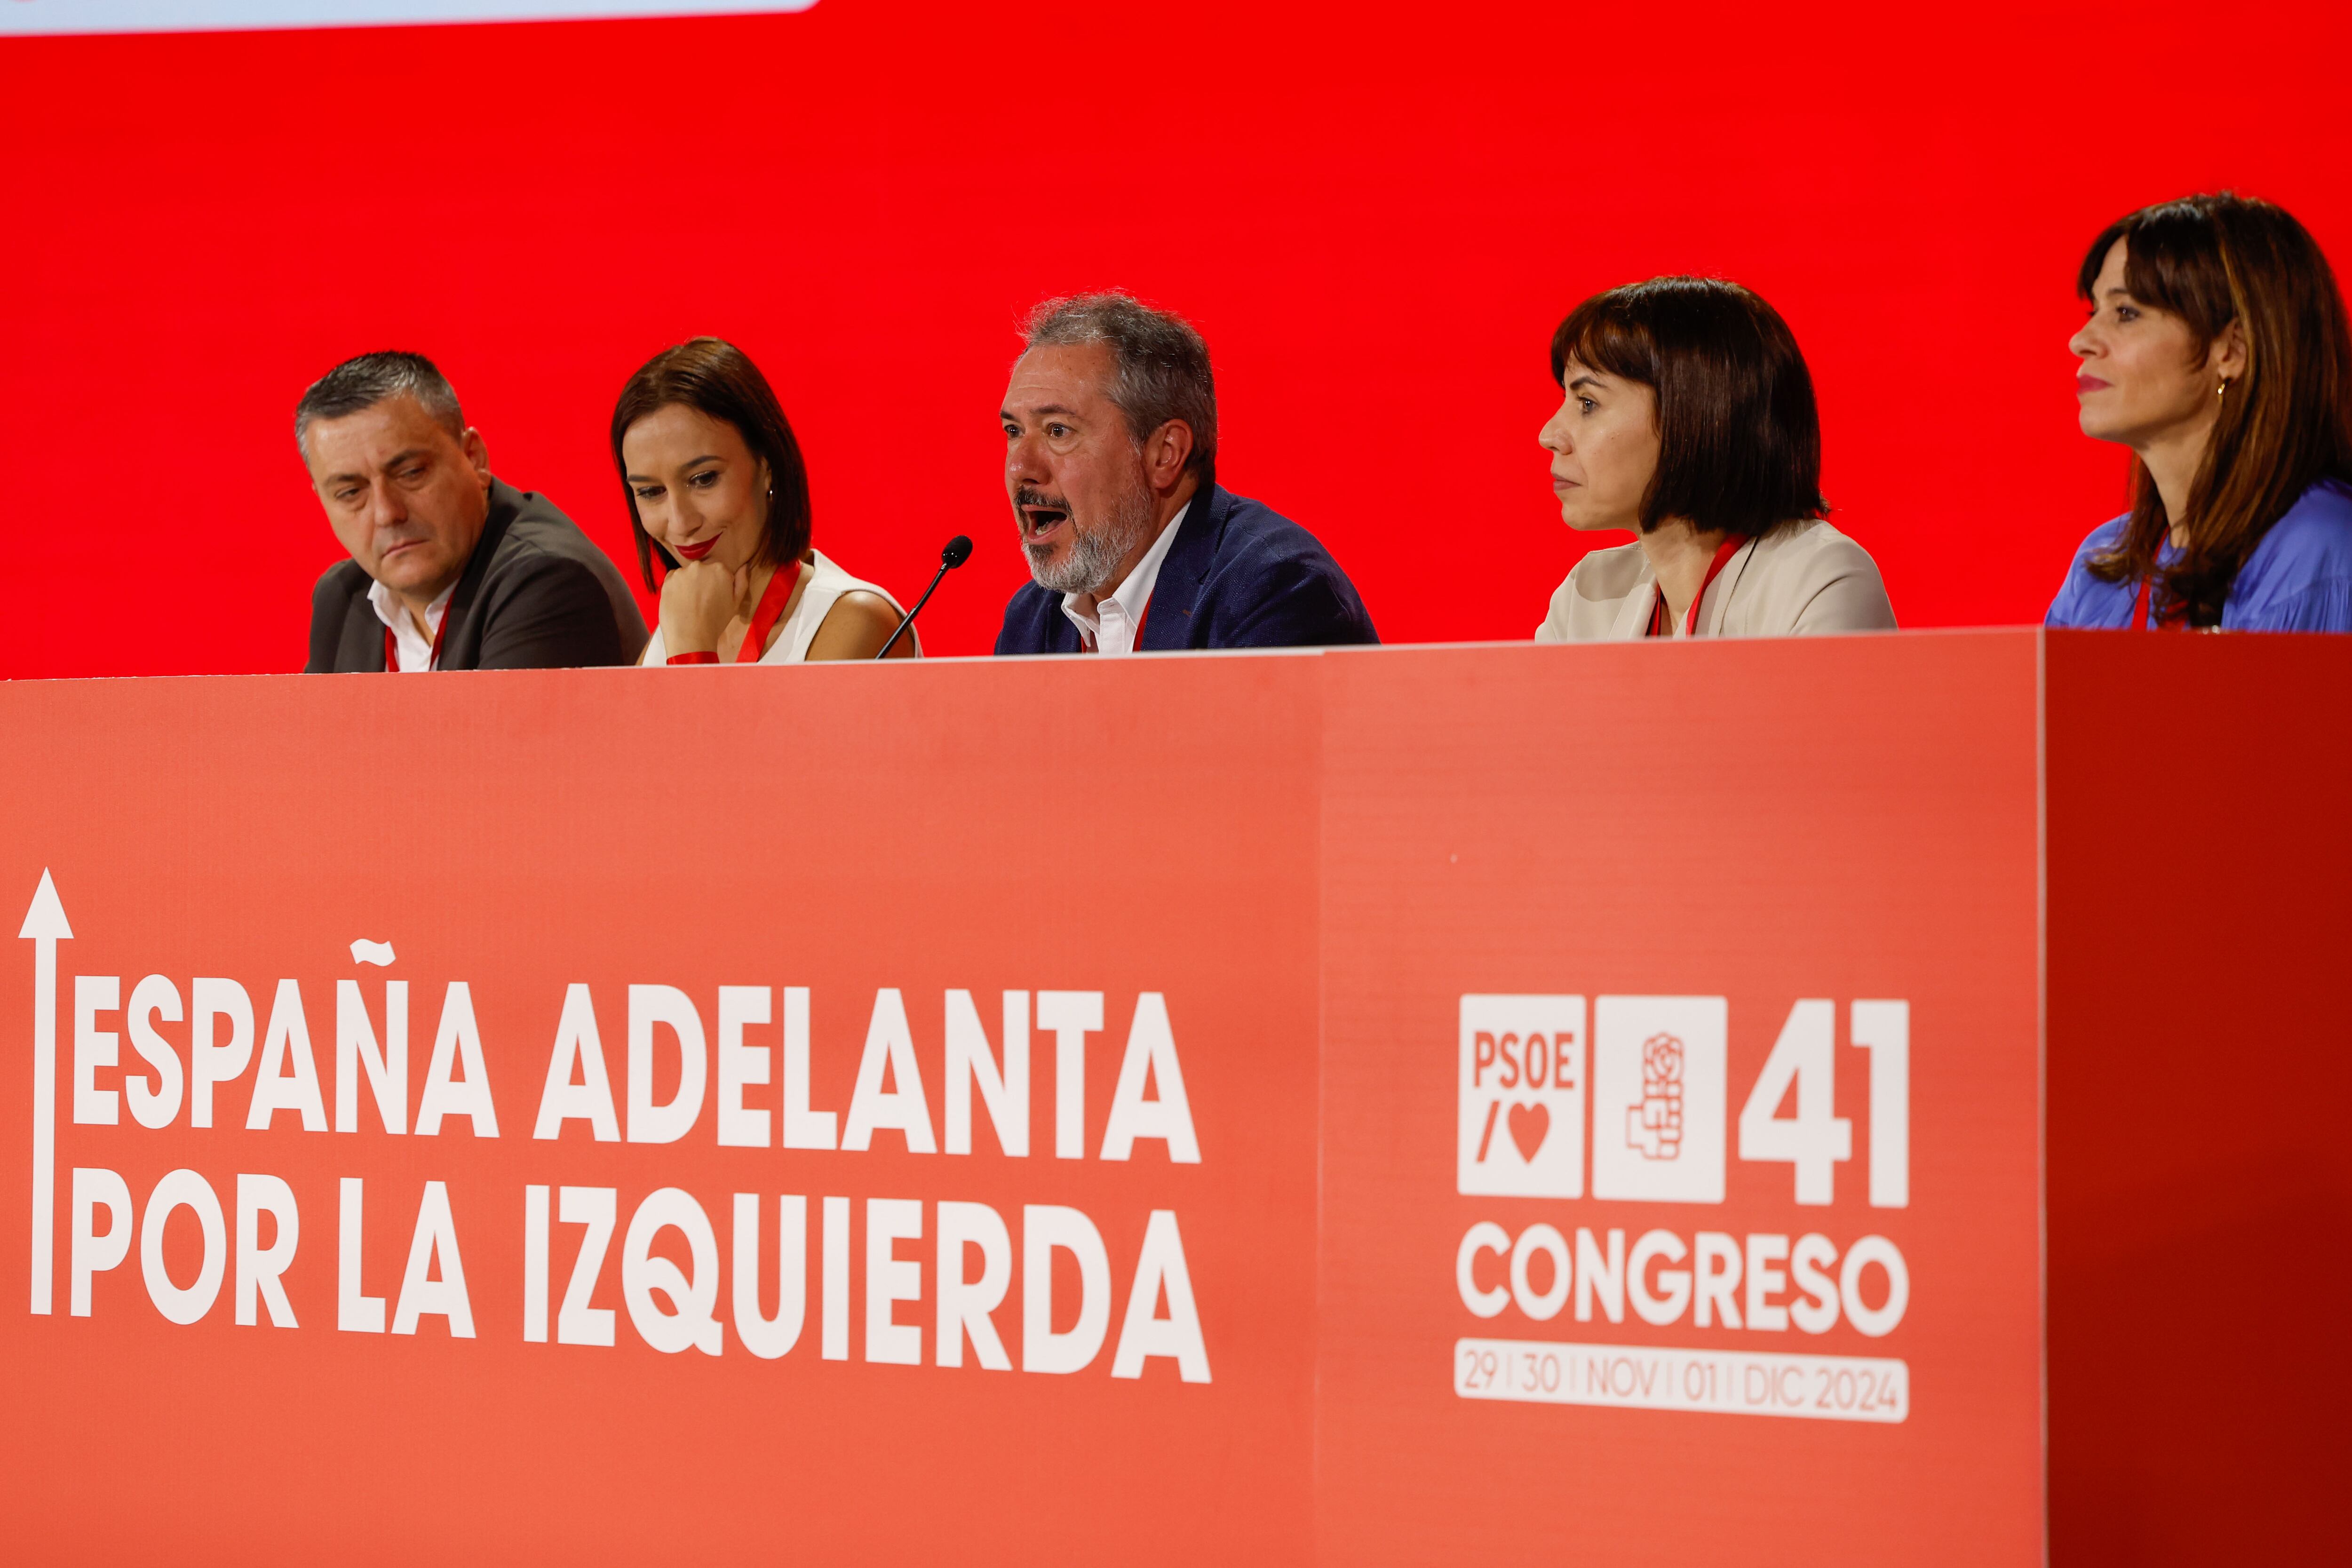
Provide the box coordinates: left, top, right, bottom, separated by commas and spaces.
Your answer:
1533, 277, 1895, 642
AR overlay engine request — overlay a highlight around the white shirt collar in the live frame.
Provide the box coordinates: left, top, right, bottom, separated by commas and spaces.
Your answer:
367, 579, 455, 672
1059, 499, 1190, 655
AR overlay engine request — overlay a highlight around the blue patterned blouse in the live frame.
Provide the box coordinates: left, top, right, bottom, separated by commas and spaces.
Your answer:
2046, 478, 2352, 631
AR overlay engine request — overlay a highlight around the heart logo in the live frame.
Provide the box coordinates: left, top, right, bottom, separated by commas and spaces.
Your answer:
1506, 1101, 1550, 1163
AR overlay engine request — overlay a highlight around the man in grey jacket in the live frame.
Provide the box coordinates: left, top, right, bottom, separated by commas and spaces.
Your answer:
299, 351, 646, 673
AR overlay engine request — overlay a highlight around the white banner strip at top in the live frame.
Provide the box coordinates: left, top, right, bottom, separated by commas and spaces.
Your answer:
0, 0, 815, 36
1454, 1337, 1909, 1424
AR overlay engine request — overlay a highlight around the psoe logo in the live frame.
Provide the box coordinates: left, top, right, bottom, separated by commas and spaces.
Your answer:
1456, 996, 1584, 1197
1458, 995, 1732, 1203
1590, 995, 1727, 1203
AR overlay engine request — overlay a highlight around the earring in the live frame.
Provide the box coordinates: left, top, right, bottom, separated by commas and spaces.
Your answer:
2217, 378, 2230, 399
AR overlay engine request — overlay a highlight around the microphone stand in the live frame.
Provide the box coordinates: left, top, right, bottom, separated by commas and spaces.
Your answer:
876, 536, 972, 659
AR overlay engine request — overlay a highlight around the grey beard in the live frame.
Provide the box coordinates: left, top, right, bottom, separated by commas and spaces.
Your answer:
1025, 482, 1158, 596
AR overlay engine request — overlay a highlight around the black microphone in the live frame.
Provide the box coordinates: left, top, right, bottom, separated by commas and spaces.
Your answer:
875, 535, 973, 659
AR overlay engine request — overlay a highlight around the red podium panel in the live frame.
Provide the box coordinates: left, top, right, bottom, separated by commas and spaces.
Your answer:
0, 656, 1330, 1563
0, 631, 2338, 1563
1315, 634, 2042, 1564
2043, 630, 2352, 1567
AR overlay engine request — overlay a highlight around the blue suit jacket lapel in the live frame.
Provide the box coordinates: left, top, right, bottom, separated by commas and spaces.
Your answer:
1045, 604, 1086, 653
1136, 482, 1224, 652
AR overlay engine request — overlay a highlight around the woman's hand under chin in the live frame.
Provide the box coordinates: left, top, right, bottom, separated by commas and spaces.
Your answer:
660, 559, 751, 657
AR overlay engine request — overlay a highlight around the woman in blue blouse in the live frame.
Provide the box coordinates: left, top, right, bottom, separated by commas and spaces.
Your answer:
2050, 192, 2352, 631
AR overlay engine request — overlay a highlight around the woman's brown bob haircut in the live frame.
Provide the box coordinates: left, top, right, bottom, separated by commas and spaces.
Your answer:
1550, 277, 1827, 537
610, 337, 814, 592
2077, 193, 2352, 626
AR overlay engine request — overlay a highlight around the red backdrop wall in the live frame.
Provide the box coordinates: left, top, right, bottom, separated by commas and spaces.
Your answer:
2, 0, 2347, 677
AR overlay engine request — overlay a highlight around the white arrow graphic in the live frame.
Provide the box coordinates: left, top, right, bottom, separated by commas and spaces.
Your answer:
21, 870, 71, 1316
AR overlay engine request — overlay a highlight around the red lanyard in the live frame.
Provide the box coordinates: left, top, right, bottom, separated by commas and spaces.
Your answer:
383, 600, 453, 672
2131, 573, 2188, 631
1646, 535, 1746, 638
660, 557, 804, 666
736, 557, 803, 663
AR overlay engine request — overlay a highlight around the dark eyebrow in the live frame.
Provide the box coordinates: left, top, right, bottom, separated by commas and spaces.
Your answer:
622, 455, 723, 484
1566, 374, 1603, 392
1003, 403, 1079, 422
320, 446, 429, 489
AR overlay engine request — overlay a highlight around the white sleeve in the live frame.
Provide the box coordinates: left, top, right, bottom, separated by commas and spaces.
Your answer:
1534, 576, 1573, 643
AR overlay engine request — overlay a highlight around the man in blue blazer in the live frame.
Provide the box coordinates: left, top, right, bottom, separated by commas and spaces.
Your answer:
994, 294, 1378, 655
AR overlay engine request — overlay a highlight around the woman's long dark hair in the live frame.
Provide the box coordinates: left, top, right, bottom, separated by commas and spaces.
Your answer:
2081, 194, 2352, 625
610, 337, 813, 592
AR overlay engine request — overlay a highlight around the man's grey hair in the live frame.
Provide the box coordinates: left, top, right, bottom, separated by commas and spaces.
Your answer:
294, 350, 465, 459
1023, 293, 1217, 480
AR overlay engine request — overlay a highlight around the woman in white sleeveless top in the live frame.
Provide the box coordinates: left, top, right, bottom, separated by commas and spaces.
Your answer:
612, 337, 916, 664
